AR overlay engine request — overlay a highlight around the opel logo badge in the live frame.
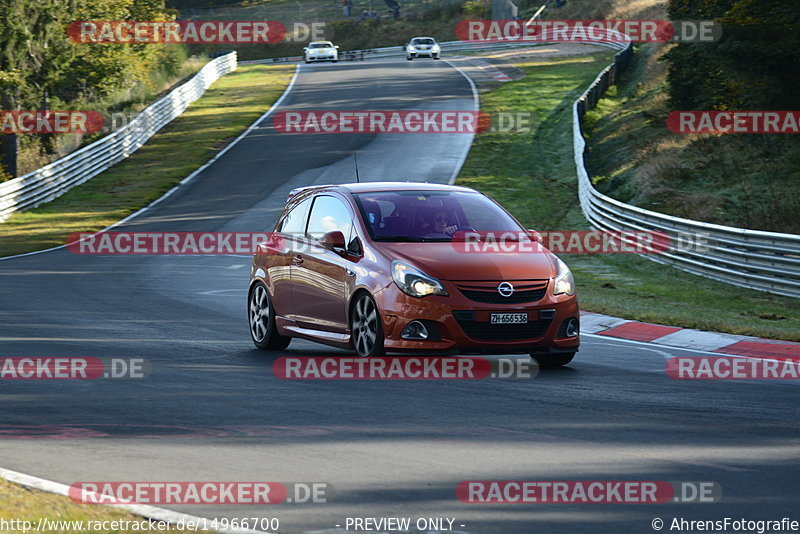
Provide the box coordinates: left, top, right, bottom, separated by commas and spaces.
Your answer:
497, 282, 514, 297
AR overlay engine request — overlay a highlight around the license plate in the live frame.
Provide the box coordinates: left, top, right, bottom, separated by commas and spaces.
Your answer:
490, 313, 528, 324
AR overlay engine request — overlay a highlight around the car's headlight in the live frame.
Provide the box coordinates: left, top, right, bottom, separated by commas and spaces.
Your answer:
408, 46, 416, 51
391, 260, 448, 297
553, 257, 575, 296
432, 45, 440, 52
308, 50, 316, 54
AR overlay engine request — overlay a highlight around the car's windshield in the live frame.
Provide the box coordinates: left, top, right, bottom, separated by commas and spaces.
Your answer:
309, 42, 333, 48
354, 190, 523, 242
411, 38, 435, 45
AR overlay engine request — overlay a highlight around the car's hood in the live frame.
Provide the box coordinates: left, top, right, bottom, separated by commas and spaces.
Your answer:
376, 242, 556, 281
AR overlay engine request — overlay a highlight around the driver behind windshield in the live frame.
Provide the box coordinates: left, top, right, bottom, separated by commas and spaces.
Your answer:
428, 210, 459, 237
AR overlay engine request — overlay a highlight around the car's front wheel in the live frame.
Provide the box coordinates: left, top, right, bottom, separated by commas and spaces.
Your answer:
406, 55, 413, 60
531, 352, 575, 369
249, 282, 291, 350
350, 292, 385, 357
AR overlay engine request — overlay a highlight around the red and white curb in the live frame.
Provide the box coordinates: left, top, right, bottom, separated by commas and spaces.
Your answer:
451, 56, 512, 82
466, 58, 512, 82
581, 311, 800, 359
0, 467, 271, 534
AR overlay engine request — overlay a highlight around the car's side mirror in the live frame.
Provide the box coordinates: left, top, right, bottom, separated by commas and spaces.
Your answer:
335, 45, 340, 49
320, 230, 347, 256
303, 47, 308, 51
526, 229, 542, 242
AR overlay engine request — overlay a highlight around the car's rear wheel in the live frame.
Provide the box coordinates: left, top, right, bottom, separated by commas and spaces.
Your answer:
531, 352, 575, 369
351, 293, 385, 357
249, 282, 291, 350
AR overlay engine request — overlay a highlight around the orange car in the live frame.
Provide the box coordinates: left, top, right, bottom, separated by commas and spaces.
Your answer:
248, 182, 580, 367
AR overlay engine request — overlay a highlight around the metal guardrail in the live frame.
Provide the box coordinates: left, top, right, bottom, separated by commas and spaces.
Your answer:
0, 52, 238, 222
573, 41, 800, 298
9, 31, 794, 297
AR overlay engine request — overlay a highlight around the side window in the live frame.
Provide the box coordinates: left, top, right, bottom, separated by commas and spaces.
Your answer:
278, 198, 311, 236
306, 196, 354, 241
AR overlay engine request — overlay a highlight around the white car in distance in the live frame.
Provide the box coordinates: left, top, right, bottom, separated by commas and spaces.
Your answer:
406, 37, 441, 60
304, 41, 339, 63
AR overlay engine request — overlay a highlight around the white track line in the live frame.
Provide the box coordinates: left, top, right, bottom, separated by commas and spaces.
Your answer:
443, 59, 479, 185
0, 64, 302, 262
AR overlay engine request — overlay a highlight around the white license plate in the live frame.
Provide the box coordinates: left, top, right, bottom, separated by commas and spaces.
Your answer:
490, 313, 528, 324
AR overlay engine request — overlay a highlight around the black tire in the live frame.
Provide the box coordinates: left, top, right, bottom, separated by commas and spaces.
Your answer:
433, 54, 440, 60
350, 292, 385, 357
531, 352, 575, 369
248, 281, 291, 350
406, 55, 413, 61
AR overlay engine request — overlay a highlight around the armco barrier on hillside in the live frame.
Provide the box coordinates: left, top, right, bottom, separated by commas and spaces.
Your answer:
572, 41, 800, 298
0, 52, 238, 222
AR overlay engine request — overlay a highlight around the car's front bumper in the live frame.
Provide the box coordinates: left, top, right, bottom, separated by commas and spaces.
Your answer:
408, 50, 438, 57
373, 281, 580, 354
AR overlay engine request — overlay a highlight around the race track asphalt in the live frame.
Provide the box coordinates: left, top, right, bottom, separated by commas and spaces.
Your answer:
0, 58, 798, 534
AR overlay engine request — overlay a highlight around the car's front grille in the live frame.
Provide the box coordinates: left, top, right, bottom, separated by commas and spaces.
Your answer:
456, 281, 548, 304
454, 316, 553, 341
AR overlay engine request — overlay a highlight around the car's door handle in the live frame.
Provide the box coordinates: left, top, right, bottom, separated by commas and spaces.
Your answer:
292, 254, 303, 265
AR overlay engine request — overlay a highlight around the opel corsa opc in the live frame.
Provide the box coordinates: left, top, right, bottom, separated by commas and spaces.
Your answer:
248, 183, 580, 367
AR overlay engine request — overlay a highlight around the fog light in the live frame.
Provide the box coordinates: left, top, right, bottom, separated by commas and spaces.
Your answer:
401, 321, 429, 340
565, 317, 579, 337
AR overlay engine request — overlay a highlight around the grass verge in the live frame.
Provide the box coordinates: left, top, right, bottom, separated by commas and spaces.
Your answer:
0, 478, 195, 533
583, 43, 800, 234
456, 53, 800, 341
0, 63, 294, 258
